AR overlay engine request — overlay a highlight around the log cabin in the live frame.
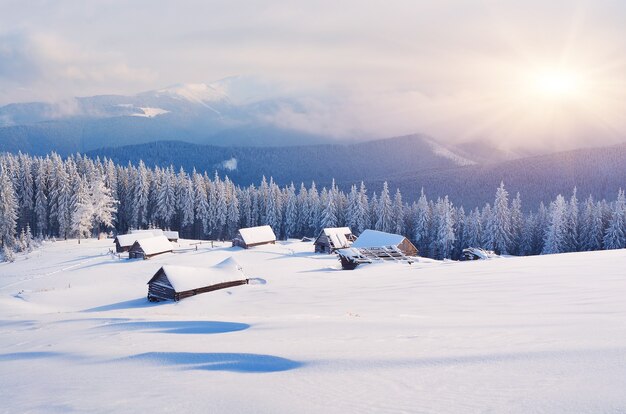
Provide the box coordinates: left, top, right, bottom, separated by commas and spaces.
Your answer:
147, 257, 248, 302
232, 225, 276, 249
128, 235, 173, 259
114, 232, 158, 253
314, 227, 355, 253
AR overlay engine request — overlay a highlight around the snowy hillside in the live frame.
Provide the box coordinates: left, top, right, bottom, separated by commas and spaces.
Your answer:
1, 239, 625, 413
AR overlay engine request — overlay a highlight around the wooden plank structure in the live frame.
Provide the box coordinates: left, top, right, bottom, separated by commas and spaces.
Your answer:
337, 230, 418, 270
314, 227, 355, 254
147, 257, 248, 302
232, 225, 276, 249
128, 235, 173, 259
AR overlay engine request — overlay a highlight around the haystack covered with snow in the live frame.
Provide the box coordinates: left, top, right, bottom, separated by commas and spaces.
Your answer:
232, 225, 276, 248
128, 236, 173, 259
147, 257, 248, 302
314, 227, 355, 253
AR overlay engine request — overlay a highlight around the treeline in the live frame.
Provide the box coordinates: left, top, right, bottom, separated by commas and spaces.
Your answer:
0, 152, 625, 262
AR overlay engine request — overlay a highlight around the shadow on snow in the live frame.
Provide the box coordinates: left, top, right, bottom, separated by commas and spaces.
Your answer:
99, 320, 250, 335
125, 352, 303, 373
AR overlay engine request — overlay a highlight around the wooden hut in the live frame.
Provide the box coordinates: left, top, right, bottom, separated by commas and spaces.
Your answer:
147, 257, 248, 302
314, 227, 355, 253
337, 230, 418, 269
163, 231, 179, 242
232, 225, 276, 249
128, 236, 173, 259
114, 232, 157, 253
351, 230, 418, 257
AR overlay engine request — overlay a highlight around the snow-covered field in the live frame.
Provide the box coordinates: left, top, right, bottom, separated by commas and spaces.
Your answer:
1, 239, 625, 413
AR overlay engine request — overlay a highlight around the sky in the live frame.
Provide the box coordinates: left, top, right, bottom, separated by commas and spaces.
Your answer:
0, 0, 624, 150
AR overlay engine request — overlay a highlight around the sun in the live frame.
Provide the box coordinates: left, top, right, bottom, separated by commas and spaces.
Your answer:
529, 68, 584, 100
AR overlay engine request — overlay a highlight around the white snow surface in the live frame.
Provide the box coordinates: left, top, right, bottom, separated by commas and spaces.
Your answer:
158, 257, 245, 293
425, 137, 477, 166
237, 225, 276, 245
1, 238, 626, 413
132, 107, 170, 118
351, 229, 406, 248
131, 235, 173, 255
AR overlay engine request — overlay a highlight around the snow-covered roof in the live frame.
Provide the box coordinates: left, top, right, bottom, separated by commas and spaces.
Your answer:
115, 232, 158, 248
132, 236, 173, 255
164, 230, 179, 240
351, 230, 407, 248
319, 227, 353, 249
157, 257, 245, 292
237, 225, 276, 245
131, 229, 164, 236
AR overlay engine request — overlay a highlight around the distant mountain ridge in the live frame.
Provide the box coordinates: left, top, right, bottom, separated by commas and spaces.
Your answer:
86, 138, 626, 210
0, 79, 336, 154
87, 134, 478, 187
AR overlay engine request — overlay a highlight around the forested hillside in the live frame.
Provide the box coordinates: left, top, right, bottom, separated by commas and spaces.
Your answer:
1, 152, 625, 263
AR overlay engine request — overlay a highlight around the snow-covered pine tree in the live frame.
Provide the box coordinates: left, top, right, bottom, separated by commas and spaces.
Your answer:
355, 181, 370, 235
563, 188, 579, 252
432, 196, 455, 259
132, 161, 150, 229
542, 194, 568, 254
580, 196, 603, 251
225, 177, 240, 239
375, 182, 393, 233
17, 154, 34, 231
392, 188, 405, 235
509, 192, 523, 255
91, 177, 117, 234
603, 189, 626, 250
71, 175, 94, 243
463, 207, 482, 250
179, 175, 195, 236
154, 166, 176, 228
320, 185, 338, 229
486, 182, 512, 254
33, 159, 49, 237
0, 165, 18, 248
284, 183, 298, 239
413, 189, 430, 255
480, 203, 493, 248
192, 171, 210, 238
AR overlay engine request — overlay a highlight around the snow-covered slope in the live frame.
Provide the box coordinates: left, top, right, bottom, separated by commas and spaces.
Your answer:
1, 239, 625, 413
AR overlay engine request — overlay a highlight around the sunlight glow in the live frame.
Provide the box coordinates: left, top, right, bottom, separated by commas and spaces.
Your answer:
530, 69, 584, 100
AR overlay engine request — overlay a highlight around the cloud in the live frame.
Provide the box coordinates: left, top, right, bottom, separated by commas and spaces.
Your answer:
221, 158, 238, 171
0, 31, 157, 103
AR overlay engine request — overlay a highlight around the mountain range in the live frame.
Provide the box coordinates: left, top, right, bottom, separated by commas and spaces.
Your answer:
1, 81, 624, 210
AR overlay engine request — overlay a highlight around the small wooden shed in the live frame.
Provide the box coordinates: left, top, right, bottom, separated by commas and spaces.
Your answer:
147, 257, 248, 302
128, 236, 173, 259
232, 225, 276, 249
114, 232, 156, 253
163, 230, 179, 242
314, 227, 355, 253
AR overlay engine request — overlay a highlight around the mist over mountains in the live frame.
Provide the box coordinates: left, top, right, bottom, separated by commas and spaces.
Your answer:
1, 79, 624, 211
0, 79, 336, 155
